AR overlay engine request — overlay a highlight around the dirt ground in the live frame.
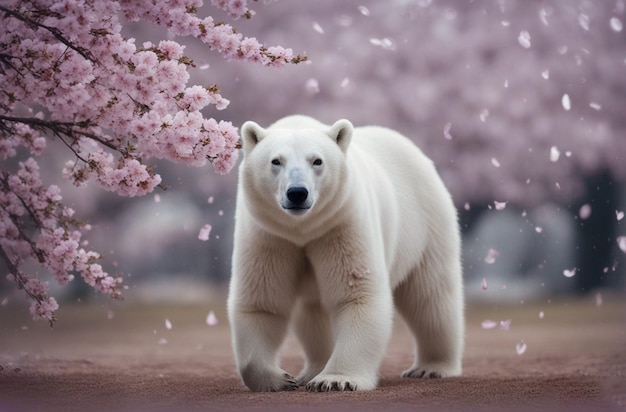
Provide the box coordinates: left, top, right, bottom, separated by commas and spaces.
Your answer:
0, 293, 625, 411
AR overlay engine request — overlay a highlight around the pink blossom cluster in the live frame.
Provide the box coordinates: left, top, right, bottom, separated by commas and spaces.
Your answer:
0, 0, 304, 322
212, 0, 254, 20
1, 158, 122, 324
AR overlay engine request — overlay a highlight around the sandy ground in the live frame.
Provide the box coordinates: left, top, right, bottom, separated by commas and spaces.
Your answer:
0, 293, 625, 411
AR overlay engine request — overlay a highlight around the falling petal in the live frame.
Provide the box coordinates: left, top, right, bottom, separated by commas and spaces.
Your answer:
563, 268, 577, 278
516, 341, 527, 355
481, 278, 488, 291
535, 226, 543, 233
494, 201, 507, 211
165, 319, 172, 330
549, 146, 560, 162
539, 311, 544, 319
154, 194, 161, 203
491, 158, 501, 168
198, 224, 212, 241
518, 30, 531, 48
340, 77, 350, 88
484, 249, 500, 264
208, 196, 214, 204
358, 5, 370, 16
562, 94, 571, 111
499, 319, 511, 331
481, 320, 497, 329
312, 22, 324, 34
107, 310, 115, 320
443, 122, 453, 140
579, 204, 592, 220
1, 297, 9, 306
578, 13, 590, 31
610, 17, 623, 32
479, 109, 490, 122
206, 310, 219, 326
539, 8, 550, 25
158, 338, 168, 345
589, 102, 602, 110
199, 64, 210, 70
617, 236, 626, 254
369, 37, 395, 50
541, 69, 550, 79
616, 210, 624, 221
305, 78, 320, 94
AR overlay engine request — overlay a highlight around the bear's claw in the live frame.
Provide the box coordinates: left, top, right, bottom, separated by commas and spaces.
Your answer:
277, 373, 299, 391
402, 367, 444, 379
306, 381, 356, 392
306, 379, 356, 392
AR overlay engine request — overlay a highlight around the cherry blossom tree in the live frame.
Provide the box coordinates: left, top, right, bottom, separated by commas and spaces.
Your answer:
0, 0, 305, 324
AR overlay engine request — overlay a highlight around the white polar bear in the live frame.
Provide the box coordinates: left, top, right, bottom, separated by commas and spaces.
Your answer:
227, 115, 463, 392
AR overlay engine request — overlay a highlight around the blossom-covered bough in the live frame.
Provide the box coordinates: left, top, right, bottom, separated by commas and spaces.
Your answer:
0, 0, 306, 325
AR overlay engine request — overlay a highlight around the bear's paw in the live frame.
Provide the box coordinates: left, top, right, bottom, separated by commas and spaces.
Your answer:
241, 365, 299, 392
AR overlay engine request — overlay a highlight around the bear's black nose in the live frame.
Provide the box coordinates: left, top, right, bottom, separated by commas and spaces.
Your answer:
287, 186, 309, 206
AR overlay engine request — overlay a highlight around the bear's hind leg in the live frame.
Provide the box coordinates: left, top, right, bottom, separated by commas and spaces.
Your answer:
292, 300, 333, 385
393, 262, 464, 379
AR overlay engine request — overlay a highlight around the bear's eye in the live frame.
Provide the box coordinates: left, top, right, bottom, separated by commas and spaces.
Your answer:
313, 158, 323, 166
271, 159, 281, 166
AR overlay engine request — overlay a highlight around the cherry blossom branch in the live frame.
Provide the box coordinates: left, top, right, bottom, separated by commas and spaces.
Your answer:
1, 115, 118, 153
0, 246, 57, 327
0, 5, 94, 61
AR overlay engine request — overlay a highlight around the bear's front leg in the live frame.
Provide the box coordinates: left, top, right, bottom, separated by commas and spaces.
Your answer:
229, 310, 299, 392
304, 232, 394, 391
228, 232, 305, 392
305, 296, 393, 391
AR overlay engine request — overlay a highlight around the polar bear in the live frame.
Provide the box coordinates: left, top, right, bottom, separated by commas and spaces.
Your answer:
227, 115, 463, 392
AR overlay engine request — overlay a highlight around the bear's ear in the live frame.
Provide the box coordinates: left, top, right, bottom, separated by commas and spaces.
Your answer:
328, 119, 353, 153
241, 121, 266, 155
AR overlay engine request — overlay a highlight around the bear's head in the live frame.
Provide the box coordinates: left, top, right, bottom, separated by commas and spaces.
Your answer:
240, 118, 353, 221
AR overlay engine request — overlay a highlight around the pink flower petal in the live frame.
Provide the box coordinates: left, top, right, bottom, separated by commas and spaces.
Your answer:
198, 224, 212, 241
206, 310, 218, 326
579, 204, 592, 220
499, 319, 511, 331
484, 249, 500, 264
481, 320, 497, 329
516, 341, 527, 355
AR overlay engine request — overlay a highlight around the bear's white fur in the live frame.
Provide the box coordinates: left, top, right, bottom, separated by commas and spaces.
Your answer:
227, 115, 463, 392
